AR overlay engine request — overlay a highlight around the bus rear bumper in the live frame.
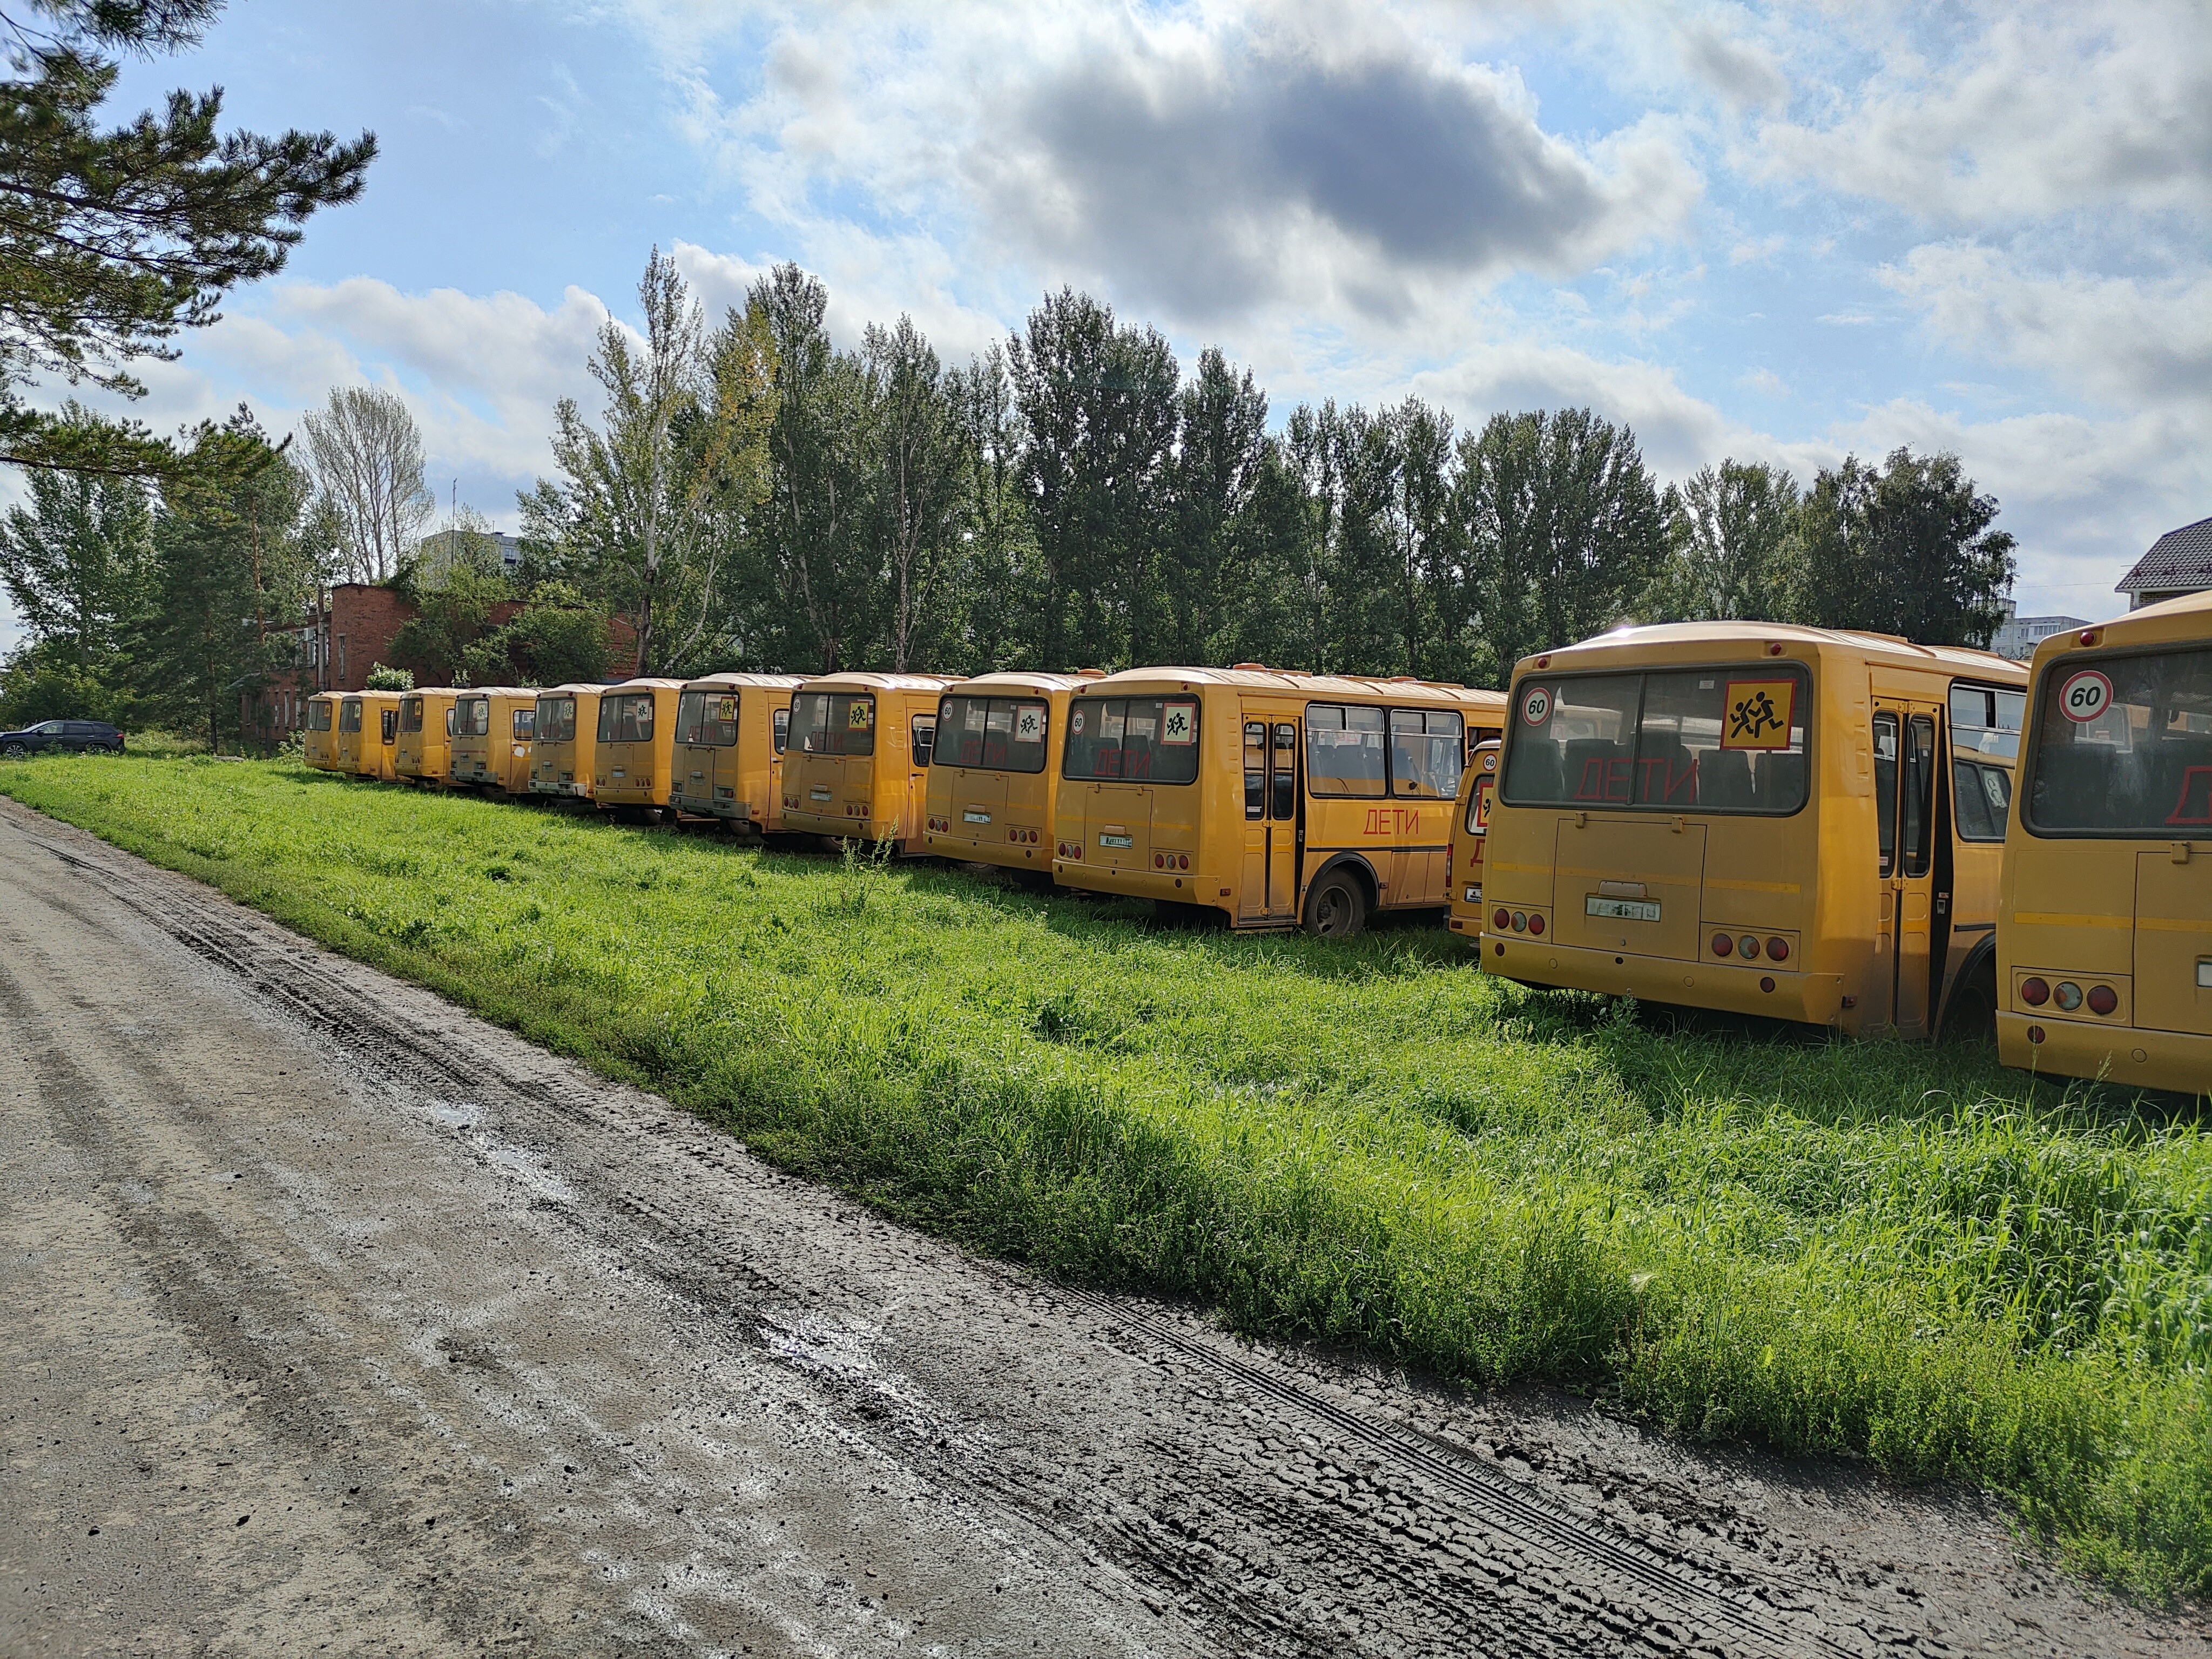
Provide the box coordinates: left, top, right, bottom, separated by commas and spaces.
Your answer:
1483, 935, 1845, 1026
1053, 860, 1215, 907
1997, 1012, 2211, 1097
927, 833, 1048, 870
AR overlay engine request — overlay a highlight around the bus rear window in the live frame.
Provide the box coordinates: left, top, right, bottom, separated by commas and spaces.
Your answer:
2026, 647, 2212, 837
678, 690, 738, 747
308, 701, 333, 732
790, 691, 875, 757
598, 692, 655, 744
511, 709, 535, 741
1063, 697, 1199, 783
340, 700, 361, 734
1502, 667, 1810, 814
456, 697, 491, 738
935, 695, 1050, 773
535, 696, 576, 744
400, 697, 424, 734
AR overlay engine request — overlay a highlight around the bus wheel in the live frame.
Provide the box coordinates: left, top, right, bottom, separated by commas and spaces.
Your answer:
1941, 966, 1998, 1045
1303, 871, 1368, 940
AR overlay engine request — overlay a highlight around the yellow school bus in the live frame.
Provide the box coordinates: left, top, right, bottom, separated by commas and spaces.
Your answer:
923, 671, 1103, 875
1051, 669, 1508, 935
1445, 740, 1501, 939
591, 678, 686, 814
1999, 594, 2212, 1094
336, 690, 403, 781
780, 672, 959, 853
670, 672, 805, 834
1482, 623, 2026, 1036
304, 691, 342, 771
449, 687, 537, 793
529, 683, 604, 801
394, 688, 458, 784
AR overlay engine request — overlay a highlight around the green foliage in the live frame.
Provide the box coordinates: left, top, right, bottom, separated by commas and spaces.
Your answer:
474, 581, 616, 687
1645, 461, 1805, 624
362, 662, 412, 691
388, 534, 510, 685
1798, 449, 2018, 648
6, 753, 2208, 1595
0, 1, 374, 476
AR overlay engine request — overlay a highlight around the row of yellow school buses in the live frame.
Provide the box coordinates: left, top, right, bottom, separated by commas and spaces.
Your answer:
303, 589, 2212, 1096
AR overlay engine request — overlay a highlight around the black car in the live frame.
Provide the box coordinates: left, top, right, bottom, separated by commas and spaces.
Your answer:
0, 719, 125, 758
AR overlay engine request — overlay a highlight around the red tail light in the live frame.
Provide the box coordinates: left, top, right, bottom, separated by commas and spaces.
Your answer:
1527, 913, 1544, 936
1765, 936, 1788, 962
2087, 984, 2117, 1016
2019, 977, 2049, 1007
1493, 907, 1512, 930
1712, 933, 1734, 957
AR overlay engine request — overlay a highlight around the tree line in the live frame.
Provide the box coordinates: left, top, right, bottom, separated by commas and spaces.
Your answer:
1, 252, 2019, 743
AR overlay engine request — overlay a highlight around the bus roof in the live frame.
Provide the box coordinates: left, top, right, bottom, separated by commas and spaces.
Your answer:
1518, 622, 2026, 683
603, 677, 687, 692
455, 685, 535, 699
943, 670, 1102, 694
538, 683, 607, 698
795, 671, 961, 693
678, 671, 808, 691
2027, 589, 2212, 671
1074, 665, 1508, 709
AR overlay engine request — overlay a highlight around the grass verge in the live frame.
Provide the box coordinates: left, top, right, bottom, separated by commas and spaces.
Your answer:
4, 753, 2208, 1596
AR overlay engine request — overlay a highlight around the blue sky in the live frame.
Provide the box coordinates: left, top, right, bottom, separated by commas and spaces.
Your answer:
8, 0, 2208, 649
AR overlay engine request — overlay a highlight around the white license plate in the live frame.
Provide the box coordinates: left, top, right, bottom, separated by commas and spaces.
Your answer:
1098, 833, 1133, 849
811, 787, 832, 801
1464, 885, 1481, 903
2199, 960, 2212, 989
964, 810, 991, 824
1586, 895, 1660, 922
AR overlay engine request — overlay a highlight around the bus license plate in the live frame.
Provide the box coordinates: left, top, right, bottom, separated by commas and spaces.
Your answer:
811, 787, 832, 800
964, 810, 991, 824
1587, 895, 1660, 922
1098, 833, 1133, 849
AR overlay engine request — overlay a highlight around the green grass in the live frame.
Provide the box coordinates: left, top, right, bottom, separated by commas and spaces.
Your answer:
5, 753, 2209, 1597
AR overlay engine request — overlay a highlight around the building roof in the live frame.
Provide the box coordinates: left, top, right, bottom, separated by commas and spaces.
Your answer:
2116, 515, 2212, 595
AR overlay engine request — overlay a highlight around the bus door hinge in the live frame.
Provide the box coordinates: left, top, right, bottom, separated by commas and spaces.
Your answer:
2176, 842, 2193, 865
1671, 815, 1686, 835
1572, 811, 1587, 829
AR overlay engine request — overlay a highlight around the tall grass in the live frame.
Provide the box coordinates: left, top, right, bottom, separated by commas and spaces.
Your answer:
6, 754, 2208, 1595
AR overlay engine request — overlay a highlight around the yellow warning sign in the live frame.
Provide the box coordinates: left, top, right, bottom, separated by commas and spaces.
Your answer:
847, 701, 873, 729
1721, 679, 1795, 750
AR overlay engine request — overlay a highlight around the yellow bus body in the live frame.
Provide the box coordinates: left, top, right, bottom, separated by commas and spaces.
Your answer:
336, 690, 403, 781
780, 672, 959, 853
394, 689, 458, 784
449, 688, 537, 793
923, 671, 1101, 875
1050, 669, 1508, 935
1999, 593, 2212, 1095
304, 691, 342, 771
591, 678, 686, 811
530, 684, 605, 801
1445, 740, 1501, 939
670, 672, 805, 833
1482, 623, 2026, 1036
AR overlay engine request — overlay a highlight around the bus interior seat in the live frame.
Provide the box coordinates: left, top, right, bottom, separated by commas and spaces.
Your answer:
2032, 742, 2114, 823
1700, 748, 1755, 809
1636, 736, 1697, 805
2150, 737, 2212, 827
1757, 751, 1806, 808
1510, 740, 1564, 801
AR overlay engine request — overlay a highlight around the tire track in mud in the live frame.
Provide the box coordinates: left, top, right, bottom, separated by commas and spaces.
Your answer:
10, 804, 2198, 1659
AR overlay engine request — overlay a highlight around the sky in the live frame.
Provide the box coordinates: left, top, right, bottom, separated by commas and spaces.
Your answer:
6, 0, 2209, 652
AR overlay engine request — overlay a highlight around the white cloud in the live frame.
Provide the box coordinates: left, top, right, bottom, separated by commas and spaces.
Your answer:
1751, 1, 2212, 226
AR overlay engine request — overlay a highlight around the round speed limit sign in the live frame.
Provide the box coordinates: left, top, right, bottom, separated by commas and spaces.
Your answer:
1521, 685, 1553, 726
2058, 669, 2113, 723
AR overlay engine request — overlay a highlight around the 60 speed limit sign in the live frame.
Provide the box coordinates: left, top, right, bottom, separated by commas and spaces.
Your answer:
2058, 668, 2113, 723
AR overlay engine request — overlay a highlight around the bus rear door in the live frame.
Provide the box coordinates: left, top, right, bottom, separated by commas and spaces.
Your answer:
1238, 713, 1299, 922
1873, 701, 1941, 1035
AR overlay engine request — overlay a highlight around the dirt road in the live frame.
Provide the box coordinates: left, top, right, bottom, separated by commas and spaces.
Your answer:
1, 797, 2200, 1658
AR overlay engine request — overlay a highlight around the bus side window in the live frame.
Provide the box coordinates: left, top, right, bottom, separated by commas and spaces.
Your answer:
1904, 716, 1936, 876
773, 709, 789, 754
1271, 724, 1297, 820
911, 717, 935, 768
1244, 722, 1266, 819
1873, 713, 1899, 877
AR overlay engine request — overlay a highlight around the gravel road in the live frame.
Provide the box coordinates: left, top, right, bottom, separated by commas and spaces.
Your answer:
1, 796, 2202, 1658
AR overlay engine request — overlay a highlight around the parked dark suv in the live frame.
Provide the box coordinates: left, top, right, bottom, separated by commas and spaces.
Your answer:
0, 719, 125, 758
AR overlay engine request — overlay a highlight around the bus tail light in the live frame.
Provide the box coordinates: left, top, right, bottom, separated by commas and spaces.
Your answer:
2087, 984, 2118, 1016
2019, 977, 2049, 1006
1765, 936, 1789, 962
2054, 981, 2084, 1011
1511, 912, 1527, 932
1737, 935, 1760, 960
1712, 932, 1734, 957
1494, 908, 1512, 930
1527, 913, 1544, 936
2027, 1024, 2046, 1044
1177, 854, 1189, 870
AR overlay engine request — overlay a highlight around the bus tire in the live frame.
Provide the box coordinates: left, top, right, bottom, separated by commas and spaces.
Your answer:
1303, 870, 1368, 940
1941, 960, 1999, 1045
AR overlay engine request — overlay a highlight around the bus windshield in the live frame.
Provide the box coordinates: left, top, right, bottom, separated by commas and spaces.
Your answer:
536, 696, 576, 744
677, 690, 739, 747
1502, 666, 1810, 814
597, 692, 655, 744
1062, 696, 1201, 783
2026, 646, 2212, 837
935, 694, 1050, 773
790, 691, 875, 756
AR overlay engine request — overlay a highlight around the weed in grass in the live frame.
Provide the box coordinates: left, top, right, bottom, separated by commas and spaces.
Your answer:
3, 752, 2209, 1597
